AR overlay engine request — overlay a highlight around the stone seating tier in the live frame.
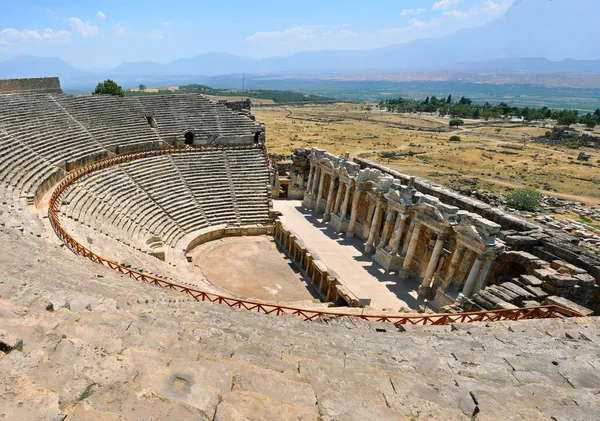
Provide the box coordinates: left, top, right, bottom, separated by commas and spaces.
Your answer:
1, 220, 599, 421
0, 92, 261, 202
58, 148, 271, 256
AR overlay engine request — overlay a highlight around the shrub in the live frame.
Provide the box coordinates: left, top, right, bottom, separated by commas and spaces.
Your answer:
93, 79, 124, 97
505, 188, 541, 211
449, 135, 461, 142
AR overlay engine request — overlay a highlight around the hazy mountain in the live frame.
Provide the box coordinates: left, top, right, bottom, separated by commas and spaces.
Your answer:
0, 0, 598, 85
0, 55, 87, 79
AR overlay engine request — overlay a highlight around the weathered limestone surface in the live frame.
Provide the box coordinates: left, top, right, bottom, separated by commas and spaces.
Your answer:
0, 225, 599, 421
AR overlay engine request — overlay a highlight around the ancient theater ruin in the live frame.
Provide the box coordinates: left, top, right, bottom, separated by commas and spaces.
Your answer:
0, 77, 599, 420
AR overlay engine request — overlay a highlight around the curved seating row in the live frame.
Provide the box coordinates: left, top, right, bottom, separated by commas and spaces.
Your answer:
0, 92, 261, 204
59, 147, 271, 257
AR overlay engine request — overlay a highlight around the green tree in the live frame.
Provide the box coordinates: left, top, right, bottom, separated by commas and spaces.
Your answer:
449, 119, 464, 128
586, 120, 597, 129
505, 189, 541, 212
446, 94, 452, 104
138, 84, 146, 91
93, 79, 125, 97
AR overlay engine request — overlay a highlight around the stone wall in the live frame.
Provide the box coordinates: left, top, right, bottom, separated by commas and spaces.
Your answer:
0, 77, 62, 94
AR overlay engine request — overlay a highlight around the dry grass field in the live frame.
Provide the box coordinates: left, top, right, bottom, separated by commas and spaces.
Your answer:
255, 103, 600, 206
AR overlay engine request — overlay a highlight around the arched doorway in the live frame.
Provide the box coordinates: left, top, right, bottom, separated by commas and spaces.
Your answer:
184, 131, 194, 145
489, 261, 528, 285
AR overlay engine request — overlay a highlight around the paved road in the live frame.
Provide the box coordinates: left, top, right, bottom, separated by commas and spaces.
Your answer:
274, 200, 424, 311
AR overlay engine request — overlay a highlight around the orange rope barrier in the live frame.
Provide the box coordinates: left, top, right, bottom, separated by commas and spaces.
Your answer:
47, 144, 585, 326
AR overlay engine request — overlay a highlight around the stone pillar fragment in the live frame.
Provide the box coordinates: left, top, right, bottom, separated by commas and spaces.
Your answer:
401, 219, 416, 255
462, 256, 484, 297
316, 171, 325, 213
420, 233, 447, 291
306, 162, 315, 194
443, 244, 466, 287
389, 214, 407, 254
312, 166, 320, 197
377, 209, 394, 248
401, 222, 422, 272
346, 189, 361, 237
340, 183, 352, 220
324, 176, 337, 221
474, 255, 495, 293
333, 180, 344, 215
365, 200, 383, 253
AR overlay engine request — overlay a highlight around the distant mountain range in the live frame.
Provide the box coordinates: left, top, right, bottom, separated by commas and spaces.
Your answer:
0, 0, 598, 89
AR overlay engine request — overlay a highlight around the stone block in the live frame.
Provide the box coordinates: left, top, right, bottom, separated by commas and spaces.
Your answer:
550, 260, 587, 275
542, 296, 594, 316
545, 275, 578, 288
521, 285, 549, 300
519, 274, 543, 287
533, 268, 559, 281
574, 273, 597, 287
502, 282, 535, 300
505, 235, 539, 247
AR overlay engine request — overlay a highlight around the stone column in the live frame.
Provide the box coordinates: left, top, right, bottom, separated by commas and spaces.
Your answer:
401, 219, 416, 255
365, 199, 383, 253
389, 213, 407, 254
346, 189, 361, 237
340, 183, 352, 220
306, 162, 315, 194
377, 208, 394, 248
333, 181, 344, 215
324, 176, 337, 221
312, 166, 320, 197
316, 171, 325, 213
401, 221, 422, 272
442, 243, 466, 287
474, 254, 496, 293
419, 232, 447, 291
462, 256, 484, 297
453, 248, 475, 288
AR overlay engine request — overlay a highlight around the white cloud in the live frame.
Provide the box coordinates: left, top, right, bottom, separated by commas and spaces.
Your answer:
445, 0, 511, 20
246, 25, 359, 44
432, 0, 460, 10
69, 18, 99, 37
401, 8, 427, 16
322, 29, 358, 39
247, 25, 323, 42
483, 0, 512, 12
148, 31, 163, 40
113, 22, 129, 37
445, 8, 478, 18
380, 18, 440, 37
97, 11, 106, 20
0, 28, 71, 44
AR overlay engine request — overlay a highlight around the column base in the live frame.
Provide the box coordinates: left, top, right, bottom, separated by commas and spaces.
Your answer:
417, 284, 431, 297
364, 243, 375, 254
397, 267, 414, 281
373, 248, 403, 272
431, 287, 457, 311
302, 193, 316, 209
330, 213, 349, 233
323, 213, 331, 222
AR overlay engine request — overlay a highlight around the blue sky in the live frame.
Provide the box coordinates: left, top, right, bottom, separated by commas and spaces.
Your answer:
0, 0, 514, 68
